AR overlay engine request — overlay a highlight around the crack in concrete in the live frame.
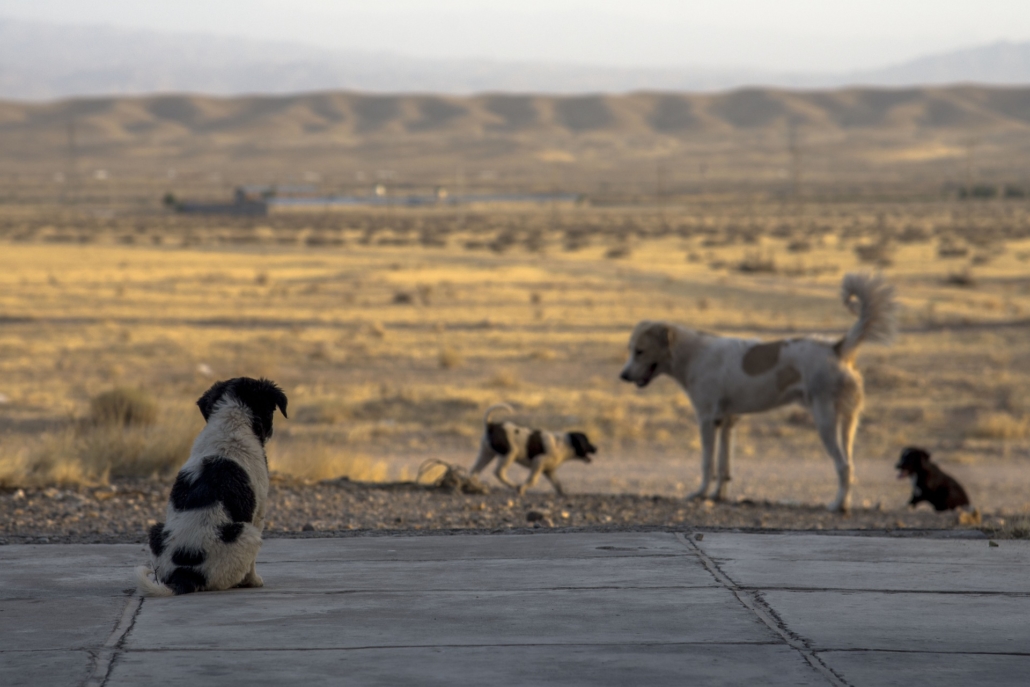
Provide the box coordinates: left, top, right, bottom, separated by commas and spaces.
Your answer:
677, 533, 852, 687
81, 593, 143, 687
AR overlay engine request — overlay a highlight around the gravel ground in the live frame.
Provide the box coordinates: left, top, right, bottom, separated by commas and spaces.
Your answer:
0, 474, 1018, 546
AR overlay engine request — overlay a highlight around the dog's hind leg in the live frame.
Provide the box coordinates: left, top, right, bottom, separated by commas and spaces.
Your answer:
713, 416, 737, 501
237, 560, 264, 588
685, 418, 717, 501
494, 453, 521, 491
812, 400, 851, 512
470, 442, 495, 476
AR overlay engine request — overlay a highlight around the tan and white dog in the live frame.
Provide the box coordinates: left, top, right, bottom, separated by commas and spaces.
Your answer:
471, 404, 597, 495
620, 274, 896, 512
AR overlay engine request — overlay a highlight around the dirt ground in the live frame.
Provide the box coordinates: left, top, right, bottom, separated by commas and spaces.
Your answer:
0, 466, 1020, 548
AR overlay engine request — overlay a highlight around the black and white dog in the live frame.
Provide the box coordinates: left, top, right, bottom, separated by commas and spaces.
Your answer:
895, 446, 970, 511
471, 404, 597, 495
136, 377, 287, 596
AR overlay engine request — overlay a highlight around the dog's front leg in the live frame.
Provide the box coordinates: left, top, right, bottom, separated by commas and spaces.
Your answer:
685, 418, 717, 501
543, 469, 565, 496
713, 416, 737, 501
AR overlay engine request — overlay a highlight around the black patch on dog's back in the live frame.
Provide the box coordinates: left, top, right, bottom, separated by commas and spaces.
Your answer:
526, 430, 545, 461
148, 522, 168, 557
487, 423, 511, 455
170, 456, 256, 523
171, 547, 207, 567
163, 567, 207, 595
220, 522, 245, 544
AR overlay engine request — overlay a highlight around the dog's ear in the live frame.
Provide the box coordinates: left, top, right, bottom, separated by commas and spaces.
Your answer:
225, 377, 288, 443
196, 380, 232, 421
568, 432, 596, 460
645, 322, 675, 351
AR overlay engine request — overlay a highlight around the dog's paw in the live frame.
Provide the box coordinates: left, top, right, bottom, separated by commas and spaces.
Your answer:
684, 489, 707, 502
238, 573, 264, 588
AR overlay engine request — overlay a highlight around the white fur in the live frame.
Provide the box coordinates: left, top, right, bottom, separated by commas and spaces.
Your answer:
621, 273, 896, 512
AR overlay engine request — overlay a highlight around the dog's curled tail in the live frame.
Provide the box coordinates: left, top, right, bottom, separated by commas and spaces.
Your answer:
483, 403, 514, 425
135, 565, 175, 597
836, 273, 897, 360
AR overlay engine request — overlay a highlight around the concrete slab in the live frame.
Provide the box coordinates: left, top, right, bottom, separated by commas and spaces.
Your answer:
764, 590, 1030, 653
820, 650, 1030, 687
0, 544, 141, 599
255, 554, 719, 592
696, 532, 1030, 593
258, 531, 687, 562
0, 650, 93, 687
107, 644, 825, 687
4, 530, 1030, 686
128, 587, 775, 650
0, 596, 130, 651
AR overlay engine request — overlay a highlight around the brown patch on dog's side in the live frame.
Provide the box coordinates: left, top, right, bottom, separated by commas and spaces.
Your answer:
742, 341, 784, 376
776, 366, 801, 390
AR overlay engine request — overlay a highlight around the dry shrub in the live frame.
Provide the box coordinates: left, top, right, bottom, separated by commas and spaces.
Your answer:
88, 387, 157, 427
270, 442, 389, 482
737, 251, 777, 273
969, 412, 1030, 441
944, 270, 976, 288
605, 244, 631, 259
438, 347, 463, 369
486, 369, 519, 389
853, 241, 893, 266
0, 410, 197, 487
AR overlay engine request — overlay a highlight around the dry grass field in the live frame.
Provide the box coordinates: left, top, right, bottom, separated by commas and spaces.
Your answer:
2, 198, 1029, 520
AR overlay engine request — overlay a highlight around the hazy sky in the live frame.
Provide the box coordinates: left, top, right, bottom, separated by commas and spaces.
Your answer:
2, 0, 1028, 72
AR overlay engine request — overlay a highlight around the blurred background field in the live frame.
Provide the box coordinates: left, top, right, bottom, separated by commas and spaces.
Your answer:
1, 195, 1029, 513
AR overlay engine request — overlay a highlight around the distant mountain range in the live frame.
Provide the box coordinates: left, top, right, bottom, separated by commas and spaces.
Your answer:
2, 18, 1030, 100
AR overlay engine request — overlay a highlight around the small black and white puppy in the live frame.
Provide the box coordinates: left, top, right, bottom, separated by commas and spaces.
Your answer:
136, 377, 287, 596
471, 403, 597, 495
895, 446, 970, 511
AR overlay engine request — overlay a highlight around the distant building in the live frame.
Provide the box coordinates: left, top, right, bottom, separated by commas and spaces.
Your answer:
172, 187, 268, 216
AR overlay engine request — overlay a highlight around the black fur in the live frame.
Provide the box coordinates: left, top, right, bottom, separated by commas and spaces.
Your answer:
487, 423, 511, 455
568, 432, 597, 462
163, 567, 207, 595
148, 522, 167, 557
896, 447, 970, 511
219, 522, 245, 544
526, 431, 545, 461
170, 456, 256, 523
171, 547, 206, 567
197, 377, 288, 444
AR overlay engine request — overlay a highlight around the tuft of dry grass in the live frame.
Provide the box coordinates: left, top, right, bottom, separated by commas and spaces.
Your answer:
88, 388, 157, 427
270, 440, 390, 483
0, 409, 197, 487
438, 347, 463, 370
969, 413, 1030, 441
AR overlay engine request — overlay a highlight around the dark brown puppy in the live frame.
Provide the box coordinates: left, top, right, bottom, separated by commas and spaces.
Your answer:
895, 447, 970, 511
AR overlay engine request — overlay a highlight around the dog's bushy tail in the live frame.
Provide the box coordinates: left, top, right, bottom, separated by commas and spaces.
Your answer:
836, 273, 897, 360
135, 565, 175, 597
483, 403, 514, 425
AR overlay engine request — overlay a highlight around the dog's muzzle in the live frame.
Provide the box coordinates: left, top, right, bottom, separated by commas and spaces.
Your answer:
621, 363, 657, 388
